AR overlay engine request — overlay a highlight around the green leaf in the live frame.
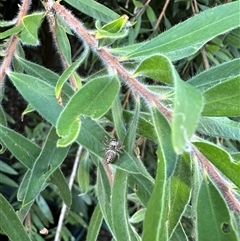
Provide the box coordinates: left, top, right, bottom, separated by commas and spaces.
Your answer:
124, 96, 140, 153
16, 56, 60, 83
23, 128, 70, 206
202, 76, 240, 117
193, 141, 240, 189
172, 77, 203, 154
20, 12, 44, 45
50, 168, 72, 208
188, 58, 240, 92
7, 71, 139, 167
0, 173, 19, 187
86, 204, 103, 241
142, 107, 169, 241
170, 223, 188, 241
111, 96, 126, 141
0, 124, 40, 169
77, 151, 91, 193
151, 107, 177, 177
55, 48, 88, 99
55, 16, 72, 64
64, 0, 119, 23
111, 169, 140, 241
56, 75, 120, 147
8, 72, 63, 125
168, 155, 191, 237
129, 208, 146, 223
130, 174, 154, 207
96, 163, 114, 236
133, 54, 175, 84
0, 160, 18, 175
0, 194, 31, 241
197, 176, 238, 241
95, 14, 129, 38
0, 25, 23, 39
112, 2, 240, 61
197, 117, 240, 140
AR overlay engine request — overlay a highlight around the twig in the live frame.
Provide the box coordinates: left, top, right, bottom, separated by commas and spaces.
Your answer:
153, 0, 171, 33
132, 0, 152, 22
191, 0, 210, 69
0, 0, 31, 86
54, 145, 83, 241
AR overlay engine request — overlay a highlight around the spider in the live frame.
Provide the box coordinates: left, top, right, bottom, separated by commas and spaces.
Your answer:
103, 136, 124, 164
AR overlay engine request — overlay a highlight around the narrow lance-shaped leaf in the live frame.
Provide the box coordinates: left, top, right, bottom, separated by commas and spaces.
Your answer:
187, 58, 240, 92
23, 128, 70, 206
55, 15, 72, 64
55, 47, 89, 100
196, 117, 240, 140
142, 107, 169, 241
112, 2, 240, 61
64, 0, 119, 23
168, 155, 191, 237
0, 194, 31, 241
96, 163, 115, 238
111, 169, 140, 241
86, 204, 103, 241
56, 75, 120, 147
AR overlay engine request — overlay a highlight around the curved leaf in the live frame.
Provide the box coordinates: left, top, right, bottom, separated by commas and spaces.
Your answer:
56, 75, 120, 147
133, 54, 175, 84
20, 12, 44, 45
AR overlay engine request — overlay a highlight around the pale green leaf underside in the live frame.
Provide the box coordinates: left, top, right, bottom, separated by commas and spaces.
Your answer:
197, 117, 240, 140
133, 54, 175, 84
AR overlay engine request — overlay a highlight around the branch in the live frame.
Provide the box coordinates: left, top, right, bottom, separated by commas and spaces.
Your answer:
0, 0, 31, 86
193, 146, 240, 215
45, 1, 171, 121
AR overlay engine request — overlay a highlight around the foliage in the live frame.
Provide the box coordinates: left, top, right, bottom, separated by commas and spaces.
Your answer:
0, 0, 240, 240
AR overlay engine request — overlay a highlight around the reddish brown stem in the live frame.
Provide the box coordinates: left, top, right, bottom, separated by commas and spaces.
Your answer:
49, 1, 171, 121
0, 0, 31, 86
193, 146, 240, 215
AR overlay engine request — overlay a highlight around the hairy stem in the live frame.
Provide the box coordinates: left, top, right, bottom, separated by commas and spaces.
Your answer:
47, 1, 171, 121
0, 0, 31, 86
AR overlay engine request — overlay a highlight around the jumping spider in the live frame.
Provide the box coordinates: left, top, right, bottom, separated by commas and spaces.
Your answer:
103, 136, 124, 164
